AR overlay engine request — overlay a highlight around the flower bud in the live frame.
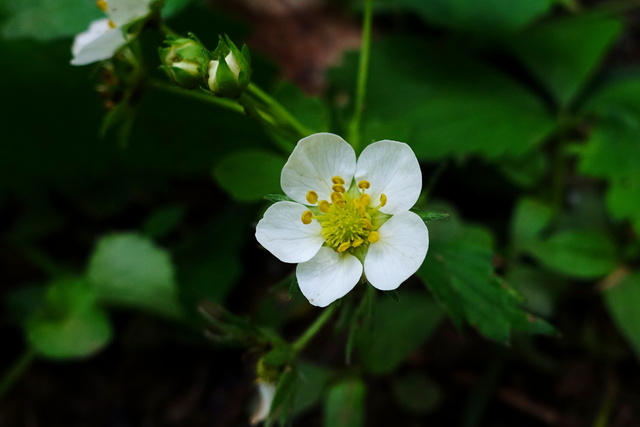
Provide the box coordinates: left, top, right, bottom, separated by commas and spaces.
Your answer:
207, 35, 252, 98
159, 34, 209, 89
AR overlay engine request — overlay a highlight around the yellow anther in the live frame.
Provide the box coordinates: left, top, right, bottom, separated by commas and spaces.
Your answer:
318, 200, 330, 213
358, 180, 370, 189
363, 219, 372, 229
330, 192, 344, 204
337, 242, 351, 253
108, 20, 116, 29
301, 210, 313, 225
332, 184, 346, 193
332, 176, 345, 185
368, 231, 380, 244
379, 193, 387, 207
306, 191, 318, 204
352, 238, 364, 248
96, 0, 109, 12
360, 194, 371, 207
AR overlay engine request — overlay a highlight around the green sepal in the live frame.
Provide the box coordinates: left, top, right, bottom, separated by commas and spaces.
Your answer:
410, 208, 450, 223
264, 194, 295, 203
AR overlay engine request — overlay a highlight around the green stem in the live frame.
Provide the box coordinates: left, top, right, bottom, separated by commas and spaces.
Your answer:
292, 304, 337, 353
0, 349, 36, 400
246, 84, 312, 139
148, 80, 245, 114
348, 0, 374, 150
239, 92, 296, 153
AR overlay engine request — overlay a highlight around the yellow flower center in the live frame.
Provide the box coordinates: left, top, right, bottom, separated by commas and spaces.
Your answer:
96, 0, 108, 12
300, 176, 388, 253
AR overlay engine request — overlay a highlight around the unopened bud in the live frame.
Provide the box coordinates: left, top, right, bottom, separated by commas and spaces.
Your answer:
206, 35, 251, 98
159, 34, 209, 89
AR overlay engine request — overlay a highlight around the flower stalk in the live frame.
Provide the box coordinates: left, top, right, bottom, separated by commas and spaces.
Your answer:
347, 0, 374, 150
292, 304, 337, 353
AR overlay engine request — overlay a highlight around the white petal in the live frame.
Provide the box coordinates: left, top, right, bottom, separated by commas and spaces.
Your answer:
255, 201, 324, 263
297, 247, 362, 307
355, 140, 422, 214
207, 60, 220, 91
225, 52, 241, 77
108, 0, 153, 26
281, 133, 356, 205
364, 211, 429, 291
250, 381, 276, 425
71, 19, 126, 66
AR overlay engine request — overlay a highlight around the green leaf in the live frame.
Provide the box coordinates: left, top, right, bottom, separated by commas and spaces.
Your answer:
510, 197, 553, 251
26, 278, 113, 359
356, 293, 442, 375
579, 115, 640, 181
604, 272, 640, 360
384, 0, 554, 32
1, 0, 103, 41
579, 79, 640, 232
505, 14, 622, 106
333, 37, 555, 161
87, 233, 183, 319
497, 150, 547, 188
214, 150, 286, 202
418, 216, 555, 342
505, 265, 560, 318
293, 361, 332, 414
324, 378, 366, 427
142, 205, 186, 239
585, 74, 640, 121
527, 229, 617, 279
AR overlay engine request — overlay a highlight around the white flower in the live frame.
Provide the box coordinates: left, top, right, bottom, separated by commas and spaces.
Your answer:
71, 0, 153, 66
256, 133, 429, 307
250, 380, 276, 425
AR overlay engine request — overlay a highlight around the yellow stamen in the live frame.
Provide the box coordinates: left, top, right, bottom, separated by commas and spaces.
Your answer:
108, 20, 116, 29
96, 0, 108, 12
368, 231, 380, 244
360, 194, 371, 207
337, 242, 351, 253
358, 180, 370, 189
318, 200, 330, 213
379, 193, 387, 207
363, 219, 372, 229
330, 192, 344, 204
301, 210, 313, 225
306, 191, 318, 204
332, 176, 345, 185
332, 184, 345, 193
352, 238, 363, 248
